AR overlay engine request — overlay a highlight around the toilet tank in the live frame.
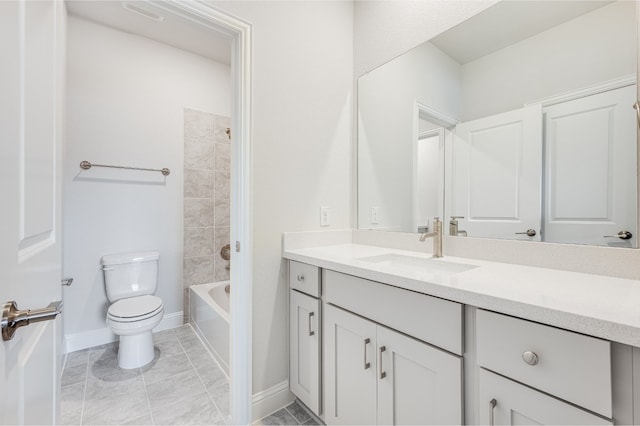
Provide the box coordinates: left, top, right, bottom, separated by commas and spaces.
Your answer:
102, 251, 159, 302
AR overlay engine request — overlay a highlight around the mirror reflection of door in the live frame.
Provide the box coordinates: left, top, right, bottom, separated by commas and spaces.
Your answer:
543, 84, 637, 247
452, 105, 543, 241
451, 83, 637, 246
414, 122, 443, 233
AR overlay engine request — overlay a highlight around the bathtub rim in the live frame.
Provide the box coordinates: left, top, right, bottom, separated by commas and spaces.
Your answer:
190, 281, 230, 323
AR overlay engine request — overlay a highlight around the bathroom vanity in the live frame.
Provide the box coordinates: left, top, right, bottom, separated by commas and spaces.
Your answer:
284, 237, 640, 425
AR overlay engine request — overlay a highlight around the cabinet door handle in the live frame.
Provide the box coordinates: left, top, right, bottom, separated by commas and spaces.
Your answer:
379, 346, 387, 379
297, 274, 305, 281
308, 312, 315, 336
363, 338, 371, 369
489, 398, 497, 426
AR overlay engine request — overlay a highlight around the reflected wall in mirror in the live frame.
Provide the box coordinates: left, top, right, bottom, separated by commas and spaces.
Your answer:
357, 0, 638, 247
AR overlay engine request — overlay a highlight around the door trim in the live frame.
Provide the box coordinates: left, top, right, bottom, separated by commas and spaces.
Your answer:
152, 2, 253, 424
412, 102, 458, 233
525, 73, 636, 107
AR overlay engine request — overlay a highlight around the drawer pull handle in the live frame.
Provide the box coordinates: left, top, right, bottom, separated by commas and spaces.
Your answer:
522, 351, 539, 366
297, 274, 305, 281
308, 312, 315, 336
379, 346, 387, 379
489, 398, 497, 426
364, 338, 371, 369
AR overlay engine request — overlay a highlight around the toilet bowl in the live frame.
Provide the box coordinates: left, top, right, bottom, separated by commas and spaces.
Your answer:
102, 251, 164, 369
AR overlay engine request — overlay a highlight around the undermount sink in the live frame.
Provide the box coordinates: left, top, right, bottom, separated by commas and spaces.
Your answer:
358, 253, 478, 275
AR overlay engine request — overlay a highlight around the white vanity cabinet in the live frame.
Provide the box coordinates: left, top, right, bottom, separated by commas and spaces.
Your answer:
323, 271, 463, 425
477, 309, 614, 425
289, 262, 322, 415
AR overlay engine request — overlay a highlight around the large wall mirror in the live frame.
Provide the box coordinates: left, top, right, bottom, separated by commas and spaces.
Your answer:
357, 0, 638, 248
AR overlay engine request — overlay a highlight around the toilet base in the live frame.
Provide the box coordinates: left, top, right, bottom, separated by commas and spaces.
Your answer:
117, 331, 155, 369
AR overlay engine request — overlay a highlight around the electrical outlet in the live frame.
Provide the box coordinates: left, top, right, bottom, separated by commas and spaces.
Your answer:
371, 207, 379, 224
320, 206, 330, 227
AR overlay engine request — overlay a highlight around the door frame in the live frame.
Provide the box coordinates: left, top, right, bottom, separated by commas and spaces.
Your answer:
412, 102, 458, 232
152, 2, 253, 423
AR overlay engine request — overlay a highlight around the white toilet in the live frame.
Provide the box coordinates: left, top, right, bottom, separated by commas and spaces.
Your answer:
102, 251, 164, 369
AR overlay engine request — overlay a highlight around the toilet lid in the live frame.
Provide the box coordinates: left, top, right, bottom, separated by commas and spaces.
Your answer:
108, 295, 163, 321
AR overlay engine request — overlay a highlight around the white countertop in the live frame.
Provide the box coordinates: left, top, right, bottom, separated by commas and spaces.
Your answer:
283, 243, 640, 347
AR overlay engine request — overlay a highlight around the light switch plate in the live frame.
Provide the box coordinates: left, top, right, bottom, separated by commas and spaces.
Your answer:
320, 206, 330, 227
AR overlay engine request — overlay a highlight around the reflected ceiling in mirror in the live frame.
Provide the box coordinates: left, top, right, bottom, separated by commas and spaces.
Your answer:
357, 0, 637, 248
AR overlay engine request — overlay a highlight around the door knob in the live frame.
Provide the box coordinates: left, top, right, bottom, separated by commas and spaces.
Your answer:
515, 229, 536, 237
1, 300, 63, 341
604, 231, 632, 240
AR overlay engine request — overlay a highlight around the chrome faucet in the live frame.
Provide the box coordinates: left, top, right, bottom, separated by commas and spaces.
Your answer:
419, 217, 443, 258
449, 216, 468, 237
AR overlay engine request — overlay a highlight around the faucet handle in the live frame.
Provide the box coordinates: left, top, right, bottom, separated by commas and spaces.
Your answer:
450, 216, 464, 220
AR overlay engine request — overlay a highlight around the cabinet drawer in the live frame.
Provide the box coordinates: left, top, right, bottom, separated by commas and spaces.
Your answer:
324, 270, 463, 355
290, 261, 320, 297
479, 369, 612, 425
477, 309, 612, 417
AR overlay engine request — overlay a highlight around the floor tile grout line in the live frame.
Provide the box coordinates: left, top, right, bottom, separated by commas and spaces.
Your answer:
178, 325, 227, 424
140, 367, 155, 426
79, 350, 91, 426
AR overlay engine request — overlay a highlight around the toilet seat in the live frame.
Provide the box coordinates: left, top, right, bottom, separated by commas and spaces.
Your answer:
108, 295, 163, 323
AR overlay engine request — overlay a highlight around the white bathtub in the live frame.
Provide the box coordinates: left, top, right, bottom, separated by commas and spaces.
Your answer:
190, 282, 229, 376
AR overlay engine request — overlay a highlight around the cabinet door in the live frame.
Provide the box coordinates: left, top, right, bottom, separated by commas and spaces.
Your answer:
289, 290, 321, 415
478, 369, 612, 425
324, 305, 377, 425
377, 326, 462, 425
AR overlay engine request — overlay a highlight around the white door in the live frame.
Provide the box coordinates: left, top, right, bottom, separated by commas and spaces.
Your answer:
0, 0, 64, 424
289, 290, 321, 415
376, 326, 462, 425
478, 369, 612, 425
543, 85, 637, 247
324, 305, 377, 425
452, 105, 542, 240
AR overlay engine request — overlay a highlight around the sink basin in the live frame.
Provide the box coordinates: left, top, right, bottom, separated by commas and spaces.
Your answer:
358, 253, 478, 275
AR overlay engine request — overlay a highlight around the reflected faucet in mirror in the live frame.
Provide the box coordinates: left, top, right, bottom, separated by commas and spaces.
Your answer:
449, 216, 467, 237
419, 217, 443, 258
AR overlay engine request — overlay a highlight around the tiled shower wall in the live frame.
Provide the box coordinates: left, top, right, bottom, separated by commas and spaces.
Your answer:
183, 108, 231, 321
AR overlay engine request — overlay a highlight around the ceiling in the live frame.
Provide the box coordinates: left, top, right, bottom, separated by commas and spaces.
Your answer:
431, 1, 613, 65
66, 1, 232, 65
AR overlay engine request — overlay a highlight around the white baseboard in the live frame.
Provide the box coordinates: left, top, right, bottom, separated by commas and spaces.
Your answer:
64, 311, 184, 353
251, 380, 295, 422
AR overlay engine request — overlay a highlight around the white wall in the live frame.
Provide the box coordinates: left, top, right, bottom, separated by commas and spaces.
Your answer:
63, 17, 230, 343
461, 1, 636, 121
211, 1, 353, 395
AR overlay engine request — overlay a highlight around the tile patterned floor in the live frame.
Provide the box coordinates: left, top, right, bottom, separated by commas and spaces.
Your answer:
61, 325, 229, 425
61, 324, 318, 426
255, 402, 321, 426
